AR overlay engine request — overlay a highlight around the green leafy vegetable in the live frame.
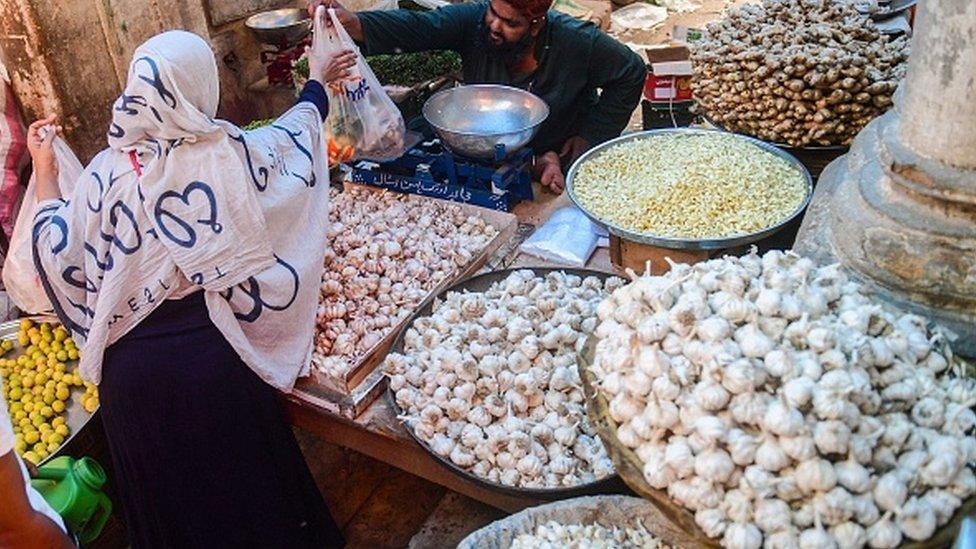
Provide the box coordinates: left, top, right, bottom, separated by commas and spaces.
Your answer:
291, 50, 460, 87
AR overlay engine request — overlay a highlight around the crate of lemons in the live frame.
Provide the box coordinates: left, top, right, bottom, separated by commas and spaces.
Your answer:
1, 319, 99, 465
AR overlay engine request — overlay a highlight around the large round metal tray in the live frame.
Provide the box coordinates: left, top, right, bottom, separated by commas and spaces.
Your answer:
565, 128, 814, 251
458, 495, 703, 548
0, 316, 97, 466
386, 267, 623, 500
862, 0, 917, 20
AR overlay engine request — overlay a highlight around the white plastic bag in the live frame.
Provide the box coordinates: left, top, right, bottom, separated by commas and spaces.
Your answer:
341, 0, 399, 10
519, 207, 601, 267
611, 3, 668, 31
2, 136, 82, 313
319, 7, 406, 162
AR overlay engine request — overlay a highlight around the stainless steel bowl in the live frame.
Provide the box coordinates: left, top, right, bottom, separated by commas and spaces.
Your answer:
565, 128, 814, 251
423, 85, 549, 160
245, 8, 312, 47
0, 316, 97, 466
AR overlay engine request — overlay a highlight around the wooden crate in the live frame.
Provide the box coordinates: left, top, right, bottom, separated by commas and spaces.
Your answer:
292, 368, 388, 420
608, 233, 712, 274
304, 183, 520, 410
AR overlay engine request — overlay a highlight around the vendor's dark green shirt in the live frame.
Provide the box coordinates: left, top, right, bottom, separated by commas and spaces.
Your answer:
358, 3, 647, 155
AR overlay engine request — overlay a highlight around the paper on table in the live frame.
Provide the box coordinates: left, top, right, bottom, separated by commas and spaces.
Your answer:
520, 206, 602, 266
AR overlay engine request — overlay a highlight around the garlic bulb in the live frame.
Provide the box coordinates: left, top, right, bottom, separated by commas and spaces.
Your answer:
696, 507, 729, 539
873, 472, 907, 513
866, 511, 902, 549
796, 458, 838, 494
896, 496, 936, 541
695, 448, 736, 484
723, 522, 762, 549
590, 250, 968, 547
754, 498, 791, 534
835, 457, 872, 494
830, 521, 866, 549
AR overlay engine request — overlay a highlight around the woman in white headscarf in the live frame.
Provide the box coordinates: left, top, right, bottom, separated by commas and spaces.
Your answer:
26, 25, 354, 547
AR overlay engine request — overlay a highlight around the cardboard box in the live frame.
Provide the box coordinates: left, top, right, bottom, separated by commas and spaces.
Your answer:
643, 44, 694, 104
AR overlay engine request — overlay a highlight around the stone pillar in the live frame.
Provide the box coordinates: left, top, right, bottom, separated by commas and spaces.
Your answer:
823, 0, 976, 355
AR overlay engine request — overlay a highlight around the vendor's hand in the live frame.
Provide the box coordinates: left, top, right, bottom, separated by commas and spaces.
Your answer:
308, 0, 363, 42
27, 115, 60, 179
534, 152, 565, 194
559, 136, 590, 165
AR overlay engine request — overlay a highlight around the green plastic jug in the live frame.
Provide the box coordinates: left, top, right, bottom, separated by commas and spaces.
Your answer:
30, 456, 112, 544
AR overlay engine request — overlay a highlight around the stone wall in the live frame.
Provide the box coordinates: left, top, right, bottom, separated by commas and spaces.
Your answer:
0, 0, 300, 162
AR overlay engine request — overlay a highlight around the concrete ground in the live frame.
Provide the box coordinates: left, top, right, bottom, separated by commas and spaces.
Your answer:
294, 428, 506, 548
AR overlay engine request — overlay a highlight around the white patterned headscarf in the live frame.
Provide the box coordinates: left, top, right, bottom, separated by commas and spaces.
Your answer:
32, 30, 330, 390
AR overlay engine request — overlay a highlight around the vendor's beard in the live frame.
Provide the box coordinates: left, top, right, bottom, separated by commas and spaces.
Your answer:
484, 27, 535, 64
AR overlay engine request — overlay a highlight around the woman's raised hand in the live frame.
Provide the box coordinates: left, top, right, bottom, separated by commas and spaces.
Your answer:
323, 50, 357, 84
26, 115, 63, 201
26, 115, 60, 179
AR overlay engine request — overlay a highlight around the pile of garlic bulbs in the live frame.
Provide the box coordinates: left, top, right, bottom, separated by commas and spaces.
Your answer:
315, 188, 497, 379
591, 250, 975, 549
510, 520, 671, 549
385, 270, 623, 489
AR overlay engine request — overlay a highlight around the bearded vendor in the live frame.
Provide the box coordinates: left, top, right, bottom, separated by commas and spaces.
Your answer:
309, 0, 647, 192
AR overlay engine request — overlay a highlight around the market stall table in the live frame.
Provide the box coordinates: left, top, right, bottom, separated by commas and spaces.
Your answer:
282, 183, 621, 513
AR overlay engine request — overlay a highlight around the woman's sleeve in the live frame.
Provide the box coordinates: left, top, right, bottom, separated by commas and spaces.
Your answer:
296, 80, 329, 121
31, 194, 91, 329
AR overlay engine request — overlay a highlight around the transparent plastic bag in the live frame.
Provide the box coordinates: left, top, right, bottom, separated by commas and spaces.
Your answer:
519, 207, 601, 267
319, 8, 406, 163
2, 136, 82, 313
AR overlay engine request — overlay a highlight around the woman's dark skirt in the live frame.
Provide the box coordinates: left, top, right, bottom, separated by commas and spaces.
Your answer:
98, 292, 343, 548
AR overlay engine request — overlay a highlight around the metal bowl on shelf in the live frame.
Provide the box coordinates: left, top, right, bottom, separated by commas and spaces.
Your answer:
422, 85, 549, 161
386, 267, 624, 500
245, 8, 312, 47
565, 127, 814, 251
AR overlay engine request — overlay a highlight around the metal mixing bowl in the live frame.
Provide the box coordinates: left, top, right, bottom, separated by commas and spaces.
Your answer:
245, 8, 311, 47
422, 85, 549, 160
565, 128, 813, 251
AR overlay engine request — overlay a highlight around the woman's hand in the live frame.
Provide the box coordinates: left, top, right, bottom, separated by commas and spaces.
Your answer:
319, 49, 357, 84
27, 115, 59, 178
27, 115, 63, 201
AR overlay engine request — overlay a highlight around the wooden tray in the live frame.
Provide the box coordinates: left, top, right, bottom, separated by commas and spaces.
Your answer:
307, 183, 519, 397
609, 234, 712, 274
578, 335, 976, 548
292, 368, 387, 420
